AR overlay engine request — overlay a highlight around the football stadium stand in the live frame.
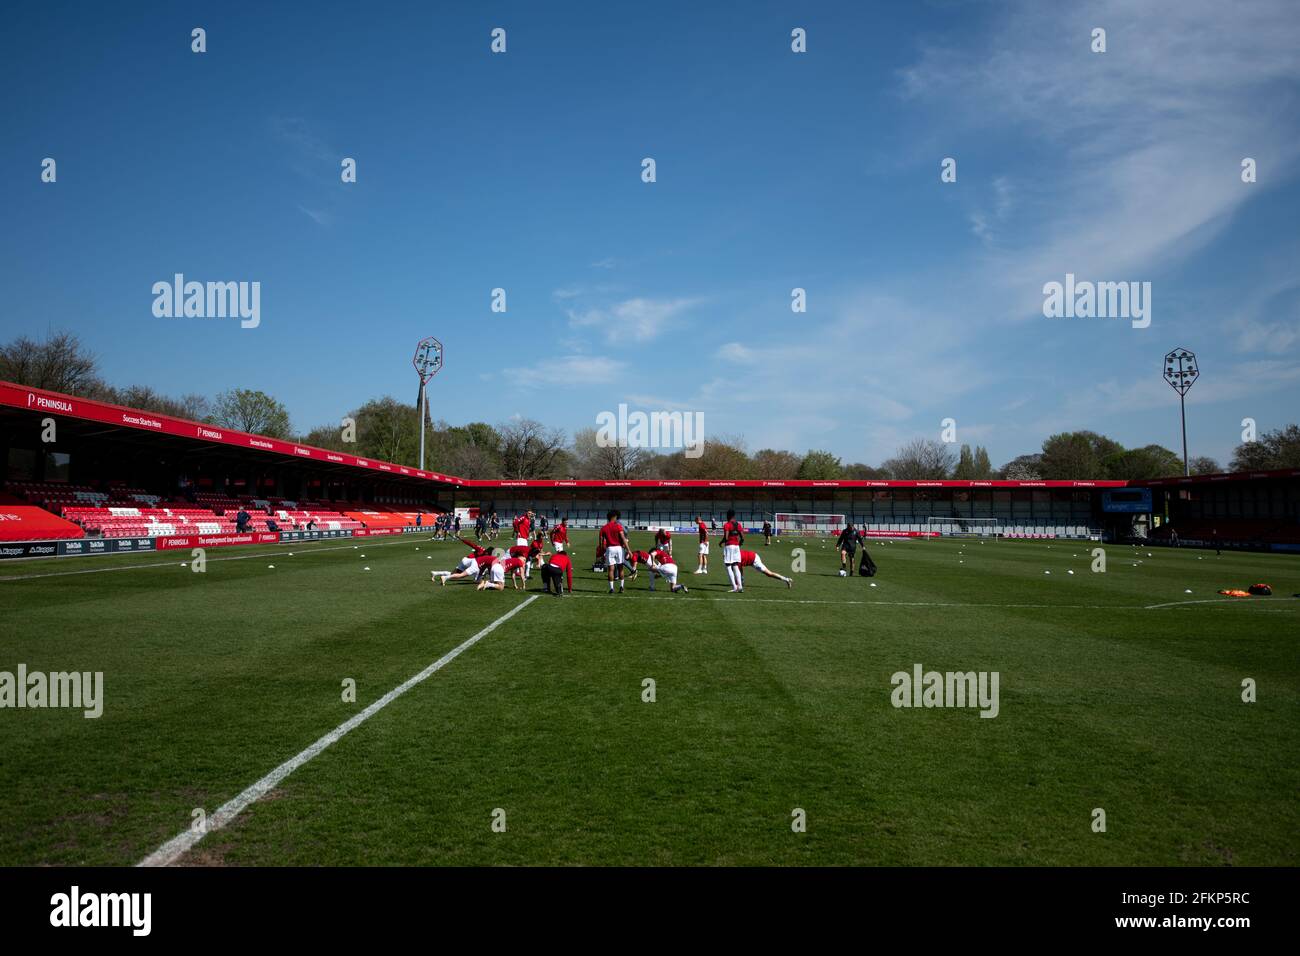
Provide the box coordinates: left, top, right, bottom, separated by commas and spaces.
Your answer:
1, 379, 1297, 556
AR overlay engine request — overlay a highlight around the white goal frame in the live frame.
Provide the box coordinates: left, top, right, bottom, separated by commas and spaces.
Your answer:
770, 512, 847, 537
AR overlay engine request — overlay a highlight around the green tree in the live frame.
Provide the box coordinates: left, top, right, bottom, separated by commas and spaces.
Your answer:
843, 462, 888, 479
1189, 456, 1221, 476
1229, 424, 1300, 471
1103, 444, 1182, 480
751, 448, 802, 479
954, 444, 976, 478
352, 396, 420, 466
796, 449, 843, 480
211, 388, 292, 438
1039, 431, 1123, 479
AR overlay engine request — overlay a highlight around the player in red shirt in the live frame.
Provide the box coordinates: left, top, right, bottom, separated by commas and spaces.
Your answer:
477, 555, 526, 591
720, 509, 746, 592
625, 549, 653, 578
549, 517, 569, 553
654, 527, 672, 557
540, 550, 573, 595
647, 547, 688, 593
598, 510, 631, 593
694, 515, 710, 574
512, 513, 532, 547
438, 550, 497, 586
739, 549, 792, 588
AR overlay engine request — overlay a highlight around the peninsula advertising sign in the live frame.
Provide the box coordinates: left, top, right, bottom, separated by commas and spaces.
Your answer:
0, 381, 460, 487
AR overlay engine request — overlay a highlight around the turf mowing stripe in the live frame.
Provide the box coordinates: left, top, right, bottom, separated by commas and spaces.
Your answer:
555, 592, 1298, 610
0, 537, 424, 582
137, 594, 540, 868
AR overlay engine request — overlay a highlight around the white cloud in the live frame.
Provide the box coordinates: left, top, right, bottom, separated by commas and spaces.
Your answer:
567, 296, 705, 343
501, 355, 629, 389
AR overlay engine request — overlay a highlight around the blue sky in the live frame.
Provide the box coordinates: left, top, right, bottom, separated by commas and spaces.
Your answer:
3, 0, 1298, 469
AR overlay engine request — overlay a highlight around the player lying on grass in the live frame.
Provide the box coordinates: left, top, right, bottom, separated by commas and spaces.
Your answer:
538, 550, 573, 596
477, 555, 526, 591
739, 549, 793, 588
646, 548, 688, 593
435, 550, 498, 585
599, 510, 631, 593
721, 509, 745, 592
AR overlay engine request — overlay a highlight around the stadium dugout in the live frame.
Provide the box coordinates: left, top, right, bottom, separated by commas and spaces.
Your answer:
1, 379, 1297, 558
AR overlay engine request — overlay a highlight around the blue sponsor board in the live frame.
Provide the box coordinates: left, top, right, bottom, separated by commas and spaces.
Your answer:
1101, 489, 1152, 513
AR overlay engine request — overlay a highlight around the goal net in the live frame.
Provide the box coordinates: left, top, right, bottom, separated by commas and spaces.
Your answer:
771, 512, 847, 537
924, 517, 1002, 537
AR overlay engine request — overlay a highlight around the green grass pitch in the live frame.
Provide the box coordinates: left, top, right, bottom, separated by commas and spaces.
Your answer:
0, 531, 1296, 866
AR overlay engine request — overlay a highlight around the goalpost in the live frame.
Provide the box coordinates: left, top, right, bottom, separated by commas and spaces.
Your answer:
924, 517, 1003, 537
770, 512, 847, 537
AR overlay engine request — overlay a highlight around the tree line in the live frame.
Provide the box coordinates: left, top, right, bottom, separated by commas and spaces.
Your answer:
4, 331, 1298, 481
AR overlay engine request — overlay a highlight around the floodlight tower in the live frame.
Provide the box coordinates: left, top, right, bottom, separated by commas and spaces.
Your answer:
1163, 347, 1199, 476
413, 336, 444, 471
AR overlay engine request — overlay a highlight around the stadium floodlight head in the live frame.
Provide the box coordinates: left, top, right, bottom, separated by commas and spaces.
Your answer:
413, 337, 444, 471
1163, 347, 1198, 477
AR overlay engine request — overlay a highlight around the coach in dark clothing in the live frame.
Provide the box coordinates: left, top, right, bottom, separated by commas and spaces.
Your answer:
235, 508, 251, 533
836, 523, 858, 575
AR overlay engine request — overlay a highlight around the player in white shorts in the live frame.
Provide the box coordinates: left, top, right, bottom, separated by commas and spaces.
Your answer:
647, 549, 688, 593
694, 516, 710, 574
740, 549, 793, 587
720, 509, 746, 591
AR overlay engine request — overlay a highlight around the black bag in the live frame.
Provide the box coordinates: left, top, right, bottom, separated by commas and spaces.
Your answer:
858, 549, 877, 577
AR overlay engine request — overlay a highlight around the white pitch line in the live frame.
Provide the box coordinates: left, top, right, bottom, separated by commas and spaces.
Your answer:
138, 594, 539, 868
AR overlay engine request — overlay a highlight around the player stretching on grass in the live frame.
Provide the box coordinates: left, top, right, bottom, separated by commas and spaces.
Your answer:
739, 549, 793, 588
721, 509, 745, 592
654, 527, 672, 558
539, 550, 573, 596
477, 555, 526, 591
624, 549, 653, 580
694, 515, 710, 574
438, 550, 497, 586
647, 548, 688, 593
599, 510, 631, 594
